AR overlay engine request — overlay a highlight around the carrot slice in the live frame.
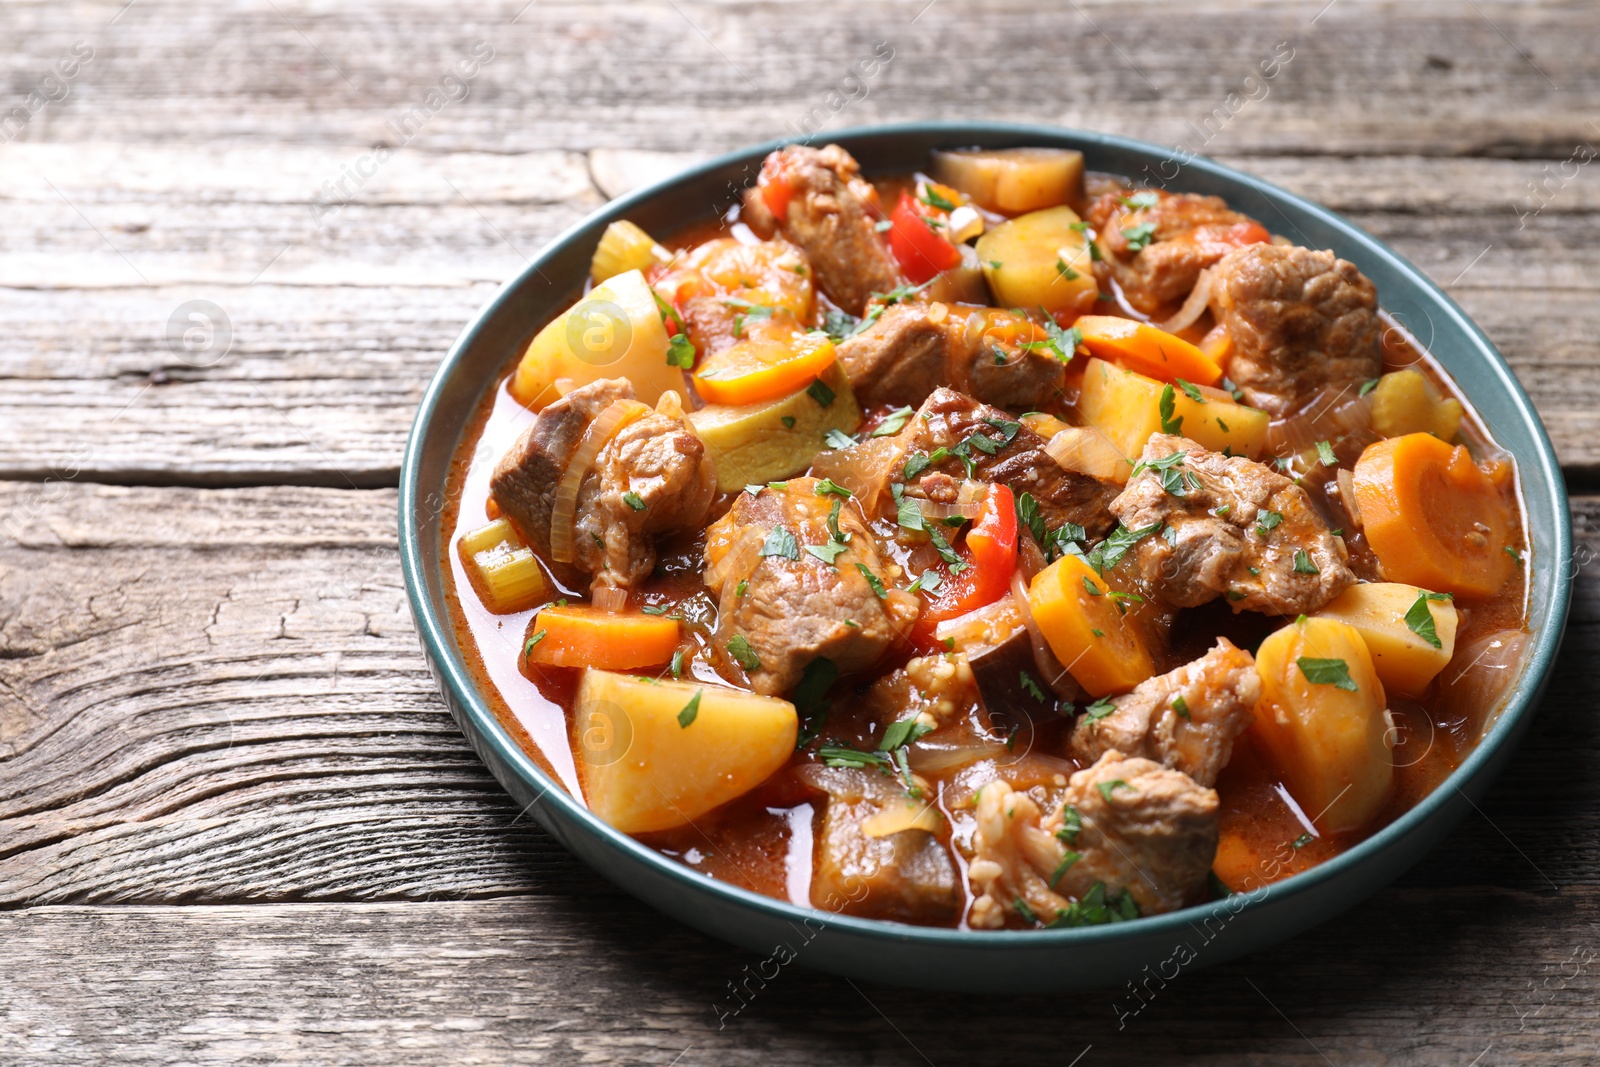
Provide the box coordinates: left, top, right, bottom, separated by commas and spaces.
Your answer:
1074, 315, 1223, 387
524, 605, 680, 670
692, 329, 838, 407
1027, 553, 1155, 696
1352, 433, 1517, 599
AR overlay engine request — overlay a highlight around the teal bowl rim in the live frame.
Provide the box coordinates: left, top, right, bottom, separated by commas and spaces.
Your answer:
400, 120, 1573, 955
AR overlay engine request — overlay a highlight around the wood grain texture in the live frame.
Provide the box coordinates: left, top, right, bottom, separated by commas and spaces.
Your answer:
3, 888, 1599, 1066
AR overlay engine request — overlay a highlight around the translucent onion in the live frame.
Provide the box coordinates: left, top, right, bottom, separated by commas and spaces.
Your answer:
590, 584, 628, 613
862, 798, 944, 838
1010, 571, 1069, 696
704, 527, 764, 593
549, 399, 648, 563
1157, 266, 1214, 334
808, 435, 908, 507
1435, 630, 1530, 747
1336, 467, 1363, 531
1044, 425, 1131, 484
1266, 385, 1376, 459
918, 479, 989, 521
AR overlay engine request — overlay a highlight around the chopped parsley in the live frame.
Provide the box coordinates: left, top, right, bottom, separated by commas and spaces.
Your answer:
966, 430, 1002, 455
743, 483, 764, 497
1088, 521, 1162, 574
984, 415, 1022, 443
640, 604, 668, 615
1082, 574, 1104, 596
871, 405, 916, 438
819, 745, 891, 770
1316, 439, 1338, 466
1048, 882, 1140, 927
806, 377, 836, 408
735, 579, 748, 597
1108, 590, 1145, 615
814, 478, 851, 498
759, 525, 799, 561
1049, 849, 1082, 889
1097, 778, 1131, 802
920, 185, 957, 211
1019, 671, 1048, 703
727, 634, 762, 671
793, 657, 837, 748
1158, 383, 1184, 435
780, 415, 796, 429
827, 498, 851, 544
652, 290, 687, 334
1297, 656, 1359, 691
1057, 806, 1084, 847
822, 307, 863, 342
926, 524, 968, 574
722, 297, 775, 338
665, 332, 696, 369
1055, 258, 1081, 281
669, 648, 685, 678
1359, 377, 1380, 397
855, 563, 888, 598
1255, 510, 1284, 536
896, 491, 925, 532
1172, 694, 1191, 720
1292, 832, 1314, 850
1505, 546, 1524, 565
824, 427, 859, 450
805, 541, 849, 564
1293, 549, 1319, 575
1403, 589, 1454, 649
1122, 221, 1158, 251
1014, 897, 1040, 925
1118, 191, 1160, 209
1084, 696, 1117, 722
622, 491, 647, 512
523, 629, 547, 657
880, 717, 934, 751
907, 568, 943, 596
1176, 378, 1205, 402
676, 690, 702, 728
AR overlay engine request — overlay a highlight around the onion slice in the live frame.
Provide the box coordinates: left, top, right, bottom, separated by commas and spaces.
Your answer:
809, 435, 909, 509
590, 584, 628, 613
1157, 266, 1214, 334
549, 399, 649, 564
1266, 384, 1375, 459
1044, 425, 1131, 483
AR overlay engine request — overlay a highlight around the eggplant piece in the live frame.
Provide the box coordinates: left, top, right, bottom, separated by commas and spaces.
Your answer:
967, 625, 1061, 733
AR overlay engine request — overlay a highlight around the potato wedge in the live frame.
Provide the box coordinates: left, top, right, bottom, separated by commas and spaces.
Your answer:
688, 360, 860, 491
576, 669, 798, 834
1251, 617, 1392, 833
1078, 357, 1269, 460
931, 147, 1085, 215
1315, 582, 1458, 698
511, 269, 685, 410
1369, 368, 1464, 442
975, 206, 1098, 318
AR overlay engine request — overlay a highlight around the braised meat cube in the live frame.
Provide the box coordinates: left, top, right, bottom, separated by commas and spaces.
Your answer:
1109, 433, 1356, 615
1088, 190, 1269, 316
800, 765, 960, 923
703, 477, 919, 696
490, 378, 716, 595
966, 751, 1219, 927
837, 304, 1066, 412
757, 144, 903, 315
892, 387, 1120, 539
1211, 243, 1383, 416
1070, 637, 1260, 787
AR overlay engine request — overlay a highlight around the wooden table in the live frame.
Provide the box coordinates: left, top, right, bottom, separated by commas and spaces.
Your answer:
3, 1, 1597, 1062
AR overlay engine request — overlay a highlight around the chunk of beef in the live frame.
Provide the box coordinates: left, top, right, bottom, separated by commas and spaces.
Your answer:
892, 387, 1120, 539
799, 765, 960, 923
1070, 637, 1260, 786
491, 379, 716, 594
837, 304, 1066, 412
965, 752, 1218, 927
1211, 243, 1382, 416
1088, 190, 1269, 316
1109, 433, 1356, 615
704, 477, 919, 696
760, 144, 902, 315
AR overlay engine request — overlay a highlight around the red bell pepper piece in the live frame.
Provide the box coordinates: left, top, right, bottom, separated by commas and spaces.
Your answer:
887, 191, 962, 284
909, 484, 1018, 648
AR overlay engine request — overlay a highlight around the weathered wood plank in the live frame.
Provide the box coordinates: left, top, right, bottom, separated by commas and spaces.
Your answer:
4, 1, 1597, 159
0, 483, 1594, 906
2, 888, 1597, 1066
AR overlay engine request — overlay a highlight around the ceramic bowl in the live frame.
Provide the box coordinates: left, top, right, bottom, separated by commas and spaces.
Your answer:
400, 122, 1573, 991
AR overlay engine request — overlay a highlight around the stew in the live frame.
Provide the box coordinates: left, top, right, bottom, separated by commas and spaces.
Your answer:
441, 143, 1530, 930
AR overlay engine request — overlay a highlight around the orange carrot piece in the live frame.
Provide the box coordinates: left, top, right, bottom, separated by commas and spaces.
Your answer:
524, 604, 680, 670
1074, 315, 1223, 387
1352, 433, 1517, 599
692, 329, 837, 407
1027, 553, 1155, 696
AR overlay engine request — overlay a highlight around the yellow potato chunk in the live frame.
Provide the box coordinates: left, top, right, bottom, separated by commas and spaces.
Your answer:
590, 220, 671, 284
511, 270, 684, 411
1315, 582, 1458, 698
575, 669, 798, 834
930, 147, 1085, 215
974, 206, 1098, 318
1369, 368, 1464, 442
1078, 357, 1269, 460
1251, 617, 1393, 833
